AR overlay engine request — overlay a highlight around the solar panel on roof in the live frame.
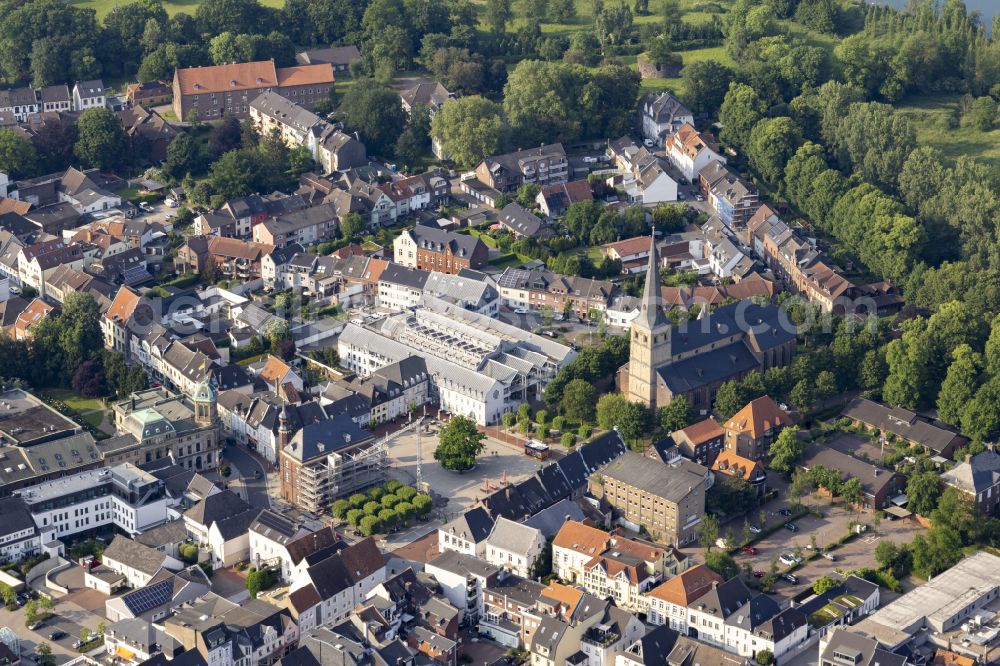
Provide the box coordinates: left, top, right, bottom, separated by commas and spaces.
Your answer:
123, 578, 173, 615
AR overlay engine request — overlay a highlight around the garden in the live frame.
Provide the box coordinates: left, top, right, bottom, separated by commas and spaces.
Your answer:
331, 480, 434, 537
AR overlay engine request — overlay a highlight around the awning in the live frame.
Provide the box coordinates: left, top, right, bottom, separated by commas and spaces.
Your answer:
116, 646, 135, 660
891, 494, 908, 506
885, 506, 911, 519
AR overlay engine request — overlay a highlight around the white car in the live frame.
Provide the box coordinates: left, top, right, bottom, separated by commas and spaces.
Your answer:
139, 201, 154, 212
583, 156, 598, 164
164, 198, 178, 208
779, 553, 802, 566
9, 286, 20, 295
643, 139, 655, 148
748, 524, 761, 534
514, 307, 529, 315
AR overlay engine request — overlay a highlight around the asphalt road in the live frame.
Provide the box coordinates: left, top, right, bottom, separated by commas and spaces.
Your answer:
223, 444, 271, 509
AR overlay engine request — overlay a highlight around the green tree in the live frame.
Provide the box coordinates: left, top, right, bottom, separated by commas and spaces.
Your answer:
906, 471, 941, 517
704, 550, 739, 578
713, 380, 747, 419
430, 96, 504, 168
768, 428, 804, 474
412, 493, 433, 515
245, 566, 276, 598
840, 477, 863, 511
561, 378, 599, 422
36, 643, 54, 666
874, 540, 898, 570
74, 108, 128, 171
747, 117, 801, 185
658, 396, 693, 433
339, 212, 367, 240
961, 378, 1000, 442
517, 183, 541, 209
789, 378, 814, 413
970, 96, 997, 132
338, 79, 407, 156
434, 415, 486, 471
485, 0, 513, 33
814, 370, 838, 402
595, 393, 649, 441
719, 83, 766, 149
0, 583, 14, 608
346, 509, 365, 527
359, 515, 381, 537
682, 60, 735, 116
395, 501, 415, 524
937, 344, 983, 427
755, 649, 775, 666
332, 499, 350, 519
812, 575, 839, 595
699, 513, 719, 551
0, 129, 39, 179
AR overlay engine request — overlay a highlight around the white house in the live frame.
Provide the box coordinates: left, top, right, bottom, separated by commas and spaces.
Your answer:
99, 535, 183, 588
183, 490, 258, 568
290, 538, 386, 631
484, 518, 544, 578
640, 92, 694, 147
438, 507, 494, 558
73, 80, 106, 111
0, 497, 40, 564
665, 123, 726, 182
425, 550, 501, 624
248, 510, 311, 581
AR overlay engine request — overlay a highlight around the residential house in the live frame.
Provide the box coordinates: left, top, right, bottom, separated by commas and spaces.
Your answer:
258, 355, 304, 393
481, 576, 547, 648
321, 356, 431, 426
183, 490, 260, 568
102, 285, 144, 354
605, 235, 654, 274
103, 618, 183, 666
13, 166, 121, 216
0, 88, 38, 122
665, 124, 725, 182
712, 451, 766, 496
314, 126, 367, 173
722, 396, 792, 462
475, 144, 569, 192
252, 203, 338, 248
104, 567, 212, 623
172, 61, 334, 121
12, 297, 53, 340
645, 563, 723, 630
18, 239, 85, 297
400, 82, 453, 115
438, 507, 495, 558
622, 156, 678, 205
588, 451, 707, 546
73, 80, 106, 111
39, 85, 71, 113
496, 267, 615, 320
117, 106, 179, 163
289, 537, 385, 631
699, 161, 759, 228
99, 535, 183, 588
295, 45, 362, 71
484, 517, 545, 578
669, 418, 725, 467
842, 397, 967, 460
639, 92, 694, 147
798, 445, 905, 513
819, 630, 910, 666
706, 236, 754, 281
0, 496, 40, 564
393, 224, 488, 274
941, 450, 1000, 515
552, 520, 686, 612
247, 509, 312, 581
126, 81, 172, 107
535, 180, 593, 218
249, 91, 325, 149
498, 203, 551, 239
425, 550, 502, 624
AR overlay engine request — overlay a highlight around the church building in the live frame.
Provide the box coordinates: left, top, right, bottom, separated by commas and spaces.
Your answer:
619, 234, 796, 413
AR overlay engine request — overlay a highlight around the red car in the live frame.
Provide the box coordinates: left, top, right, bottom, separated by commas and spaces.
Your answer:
753, 570, 765, 578
741, 546, 758, 555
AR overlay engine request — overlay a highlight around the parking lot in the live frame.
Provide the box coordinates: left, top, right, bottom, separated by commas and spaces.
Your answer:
733, 499, 926, 599
0, 593, 105, 664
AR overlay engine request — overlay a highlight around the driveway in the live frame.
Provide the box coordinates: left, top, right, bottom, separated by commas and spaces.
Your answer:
223, 444, 271, 509
0, 596, 105, 663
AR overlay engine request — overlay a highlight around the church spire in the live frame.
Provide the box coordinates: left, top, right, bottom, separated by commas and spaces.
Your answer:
637, 229, 666, 329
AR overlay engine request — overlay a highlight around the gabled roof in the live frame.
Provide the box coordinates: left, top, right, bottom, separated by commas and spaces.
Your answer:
102, 535, 171, 576
674, 417, 724, 444
647, 564, 723, 606
552, 520, 608, 557
184, 489, 251, 529
441, 508, 495, 545
106, 286, 142, 323
725, 395, 791, 439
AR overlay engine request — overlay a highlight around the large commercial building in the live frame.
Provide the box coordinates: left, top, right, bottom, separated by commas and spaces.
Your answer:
172, 60, 335, 121
338, 296, 575, 424
588, 451, 706, 546
14, 463, 169, 540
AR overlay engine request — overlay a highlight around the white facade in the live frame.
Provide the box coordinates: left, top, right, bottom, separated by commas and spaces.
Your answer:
248, 527, 308, 582
484, 520, 544, 578
437, 528, 484, 558
102, 551, 182, 588
0, 526, 39, 564
292, 565, 386, 631
16, 466, 169, 540
207, 522, 250, 568
378, 278, 424, 311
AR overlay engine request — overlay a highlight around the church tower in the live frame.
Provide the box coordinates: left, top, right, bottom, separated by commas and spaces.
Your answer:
627, 231, 672, 410
192, 379, 217, 427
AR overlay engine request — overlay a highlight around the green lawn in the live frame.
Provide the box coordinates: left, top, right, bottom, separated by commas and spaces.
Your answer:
46, 389, 105, 413
895, 94, 1000, 168
69, 0, 284, 17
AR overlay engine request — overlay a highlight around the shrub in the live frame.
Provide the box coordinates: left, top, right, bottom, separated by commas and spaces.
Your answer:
412, 493, 433, 516
552, 416, 566, 432
179, 543, 199, 564
395, 501, 415, 524
359, 515, 380, 536
502, 412, 517, 428
535, 409, 549, 425
346, 509, 365, 527
381, 494, 401, 509
368, 487, 385, 501
561, 433, 576, 447
396, 486, 417, 501
349, 493, 368, 509
331, 499, 350, 519
578, 425, 591, 439
384, 479, 404, 493
364, 501, 381, 515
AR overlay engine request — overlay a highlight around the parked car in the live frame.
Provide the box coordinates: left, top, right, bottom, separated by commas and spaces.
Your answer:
782, 573, 799, 584
778, 508, 792, 516
748, 524, 761, 534
138, 201, 154, 212
779, 553, 802, 566
72, 640, 84, 649
583, 156, 598, 164
48, 631, 66, 641
753, 570, 765, 578
514, 308, 528, 315
822, 552, 837, 561
740, 545, 758, 555
643, 139, 655, 148
27, 622, 43, 631
784, 522, 799, 532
